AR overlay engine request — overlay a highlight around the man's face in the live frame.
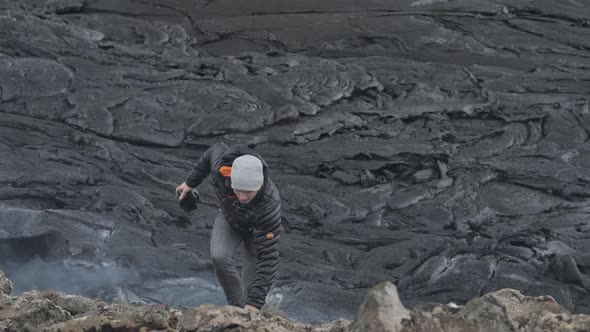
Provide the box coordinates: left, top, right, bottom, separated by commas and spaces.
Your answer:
233, 189, 258, 204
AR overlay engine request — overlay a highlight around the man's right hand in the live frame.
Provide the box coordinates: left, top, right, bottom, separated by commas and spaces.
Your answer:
175, 182, 193, 200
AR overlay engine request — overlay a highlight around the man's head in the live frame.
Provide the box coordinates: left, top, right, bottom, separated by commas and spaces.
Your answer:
231, 155, 264, 204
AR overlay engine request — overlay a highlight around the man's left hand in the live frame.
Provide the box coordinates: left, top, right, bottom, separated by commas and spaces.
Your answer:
244, 304, 258, 311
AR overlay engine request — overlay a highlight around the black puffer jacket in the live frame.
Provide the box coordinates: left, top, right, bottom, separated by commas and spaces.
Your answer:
185, 143, 281, 308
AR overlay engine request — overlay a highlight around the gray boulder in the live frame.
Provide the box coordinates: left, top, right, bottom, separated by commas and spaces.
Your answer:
401, 288, 587, 332
479, 288, 567, 325
351, 281, 410, 332
0, 270, 11, 296
2, 291, 71, 332
47, 293, 100, 316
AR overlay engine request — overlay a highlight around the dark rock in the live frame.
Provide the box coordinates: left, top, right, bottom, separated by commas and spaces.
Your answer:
550, 255, 586, 288
2, 0, 590, 324
0, 231, 69, 263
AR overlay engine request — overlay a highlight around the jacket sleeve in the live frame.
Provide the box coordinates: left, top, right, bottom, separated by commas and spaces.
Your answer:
185, 143, 227, 188
246, 198, 282, 309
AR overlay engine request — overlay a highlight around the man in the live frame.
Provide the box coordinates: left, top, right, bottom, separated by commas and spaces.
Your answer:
175, 143, 281, 311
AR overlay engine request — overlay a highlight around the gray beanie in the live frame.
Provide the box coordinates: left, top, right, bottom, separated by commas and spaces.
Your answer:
231, 155, 264, 191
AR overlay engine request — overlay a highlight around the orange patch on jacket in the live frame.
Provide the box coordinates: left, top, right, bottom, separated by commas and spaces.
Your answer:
266, 232, 274, 240
218, 166, 232, 177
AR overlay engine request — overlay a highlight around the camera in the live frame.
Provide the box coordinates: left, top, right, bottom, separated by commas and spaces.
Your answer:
179, 190, 199, 212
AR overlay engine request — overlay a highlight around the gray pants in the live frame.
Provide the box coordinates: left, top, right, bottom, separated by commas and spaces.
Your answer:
210, 213, 257, 307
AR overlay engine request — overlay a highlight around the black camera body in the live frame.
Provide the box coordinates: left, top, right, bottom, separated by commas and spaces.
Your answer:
179, 190, 199, 212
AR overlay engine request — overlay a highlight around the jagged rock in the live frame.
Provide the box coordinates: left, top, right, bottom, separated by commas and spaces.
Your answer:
43, 291, 100, 316
1, 291, 71, 332
455, 293, 516, 332
351, 281, 410, 332
0, 270, 11, 296
178, 305, 310, 332
311, 319, 352, 332
0, 230, 69, 263
524, 310, 590, 332
481, 288, 568, 325
401, 289, 589, 332
43, 303, 178, 332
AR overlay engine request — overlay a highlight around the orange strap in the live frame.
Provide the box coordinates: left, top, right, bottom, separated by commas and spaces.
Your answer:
219, 166, 232, 177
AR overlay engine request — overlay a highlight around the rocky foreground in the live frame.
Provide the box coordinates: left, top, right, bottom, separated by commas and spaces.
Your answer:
2, 270, 590, 332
